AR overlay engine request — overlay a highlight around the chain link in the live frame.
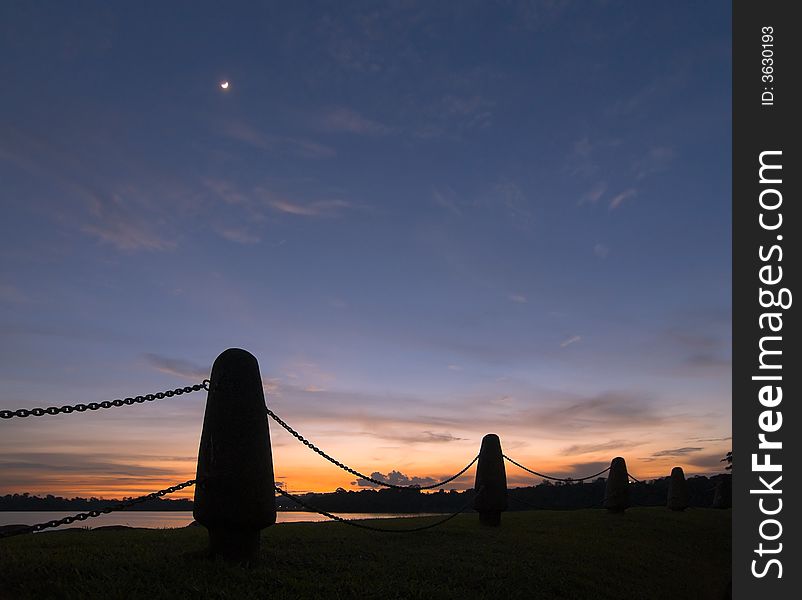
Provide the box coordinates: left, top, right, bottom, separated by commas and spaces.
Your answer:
274, 484, 478, 533
0, 381, 210, 420
0, 479, 197, 539
265, 405, 477, 489
503, 454, 611, 483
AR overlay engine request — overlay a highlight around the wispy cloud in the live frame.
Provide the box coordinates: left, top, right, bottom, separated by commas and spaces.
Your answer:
560, 440, 642, 456
219, 120, 336, 158
202, 178, 251, 206
268, 198, 353, 218
667, 328, 722, 351
580, 181, 607, 205
489, 179, 533, 225
490, 395, 515, 407
607, 67, 688, 118
0, 452, 182, 477
363, 430, 466, 445
634, 146, 675, 180
530, 391, 671, 434
143, 354, 210, 380
593, 243, 610, 259
0, 452, 196, 497
432, 188, 462, 216
204, 178, 357, 227
651, 447, 703, 457
566, 136, 621, 179
322, 17, 387, 74
683, 353, 731, 370
608, 188, 637, 210
219, 120, 272, 148
1, 128, 191, 253
280, 138, 338, 159
508, 293, 527, 304
439, 94, 493, 129
81, 189, 177, 252
561, 461, 612, 480
218, 227, 261, 245
677, 452, 728, 471
321, 107, 392, 135
508, 459, 613, 484
664, 326, 731, 374
560, 335, 581, 348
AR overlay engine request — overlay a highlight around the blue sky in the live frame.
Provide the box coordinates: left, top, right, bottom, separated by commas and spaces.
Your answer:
0, 1, 731, 496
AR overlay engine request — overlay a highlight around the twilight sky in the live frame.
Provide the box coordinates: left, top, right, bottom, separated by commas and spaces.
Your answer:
0, 1, 731, 498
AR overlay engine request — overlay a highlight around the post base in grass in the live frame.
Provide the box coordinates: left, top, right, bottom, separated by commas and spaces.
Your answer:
712, 475, 732, 509
208, 527, 260, 566
194, 348, 276, 566
667, 466, 689, 511
473, 434, 507, 526
603, 457, 630, 513
479, 511, 501, 526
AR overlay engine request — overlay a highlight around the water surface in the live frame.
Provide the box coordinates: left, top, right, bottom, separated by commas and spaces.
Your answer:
0, 511, 438, 531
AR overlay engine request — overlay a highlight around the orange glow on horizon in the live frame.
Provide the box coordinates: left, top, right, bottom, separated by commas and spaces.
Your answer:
2, 455, 727, 500
1, 402, 731, 500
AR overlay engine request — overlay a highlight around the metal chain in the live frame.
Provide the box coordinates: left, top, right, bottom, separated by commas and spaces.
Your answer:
0, 479, 197, 539
627, 473, 642, 483
503, 454, 611, 483
265, 405, 478, 490
274, 484, 478, 533
0, 381, 210, 420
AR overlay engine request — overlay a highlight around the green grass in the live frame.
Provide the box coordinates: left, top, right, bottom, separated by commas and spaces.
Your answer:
0, 508, 730, 600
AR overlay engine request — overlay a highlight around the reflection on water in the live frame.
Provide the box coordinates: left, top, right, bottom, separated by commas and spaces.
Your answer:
0, 511, 439, 531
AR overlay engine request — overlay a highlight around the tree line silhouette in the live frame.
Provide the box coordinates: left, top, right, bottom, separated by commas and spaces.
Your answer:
278, 474, 730, 513
2, 474, 730, 514
0, 493, 193, 512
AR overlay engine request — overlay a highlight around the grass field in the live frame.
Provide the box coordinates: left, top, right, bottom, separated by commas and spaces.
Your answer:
0, 507, 731, 600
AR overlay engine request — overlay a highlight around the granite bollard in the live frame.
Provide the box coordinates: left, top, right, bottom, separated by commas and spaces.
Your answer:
194, 348, 276, 565
667, 466, 688, 511
473, 433, 507, 526
604, 456, 630, 512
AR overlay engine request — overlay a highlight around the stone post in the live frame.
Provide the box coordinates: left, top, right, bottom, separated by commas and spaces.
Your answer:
603, 456, 630, 512
712, 474, 732, 509
194, 348, 276, 565
473, 433, 507, 526
667, 466, 688, 511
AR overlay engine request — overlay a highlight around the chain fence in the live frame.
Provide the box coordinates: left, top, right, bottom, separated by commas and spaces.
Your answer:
503, 454, 611, 483
265, 405, 478, 490
274, 484, 479, 533
1, 375, 654, 540
0, 479, 197, 539
0, 381, 210, 420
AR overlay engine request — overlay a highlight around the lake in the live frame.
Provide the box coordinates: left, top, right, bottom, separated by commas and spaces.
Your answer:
0, 511, 438, 531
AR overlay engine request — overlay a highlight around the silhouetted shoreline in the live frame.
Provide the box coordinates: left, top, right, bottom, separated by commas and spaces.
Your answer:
2, 475, 728, 513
